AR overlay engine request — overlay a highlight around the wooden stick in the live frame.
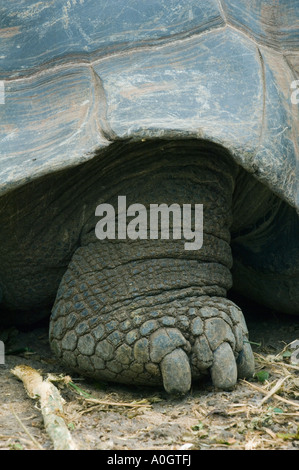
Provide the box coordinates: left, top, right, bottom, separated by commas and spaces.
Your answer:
241, 379, 299, 409
83, 397, 151, 408
11, 365, 77, 450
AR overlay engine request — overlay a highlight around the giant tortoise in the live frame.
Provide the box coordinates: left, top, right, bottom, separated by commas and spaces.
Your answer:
0, 0, 298, 395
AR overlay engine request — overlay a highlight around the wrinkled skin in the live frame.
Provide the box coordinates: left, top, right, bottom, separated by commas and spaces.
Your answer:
0, 139, 298, 394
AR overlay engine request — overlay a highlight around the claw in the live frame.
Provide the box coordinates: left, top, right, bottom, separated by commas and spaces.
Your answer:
236, 340, 255, 379
210, 342, 237, 389
160, 348, 191, 395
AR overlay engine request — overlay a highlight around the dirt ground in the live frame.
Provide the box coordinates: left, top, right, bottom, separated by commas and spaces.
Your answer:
1, 298, 299, 451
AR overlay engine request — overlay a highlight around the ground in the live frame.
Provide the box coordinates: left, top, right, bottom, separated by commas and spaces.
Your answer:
0, 298, 299, 451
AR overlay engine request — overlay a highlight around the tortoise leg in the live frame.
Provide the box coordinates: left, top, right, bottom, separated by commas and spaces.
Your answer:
50, 241, 254, 394
49, 142, 255, 393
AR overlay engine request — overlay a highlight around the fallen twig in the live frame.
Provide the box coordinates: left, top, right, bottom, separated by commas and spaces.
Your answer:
259, 375, 291, 406
241, 379, 299, 409
255, 353, 299, 372
83, 396, 151, 408
11, 365, 78, 450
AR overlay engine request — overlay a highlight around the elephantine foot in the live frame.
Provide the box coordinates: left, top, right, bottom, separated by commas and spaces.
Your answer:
50, 279, 254, 394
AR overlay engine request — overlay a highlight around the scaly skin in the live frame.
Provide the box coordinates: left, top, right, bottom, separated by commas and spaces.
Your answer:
50, 248, 254, 393
49, 140, 255, 393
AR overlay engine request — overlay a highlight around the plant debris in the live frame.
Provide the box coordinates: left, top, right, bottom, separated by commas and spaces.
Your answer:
1, 323, 298, 450
11, 365, 78, 450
